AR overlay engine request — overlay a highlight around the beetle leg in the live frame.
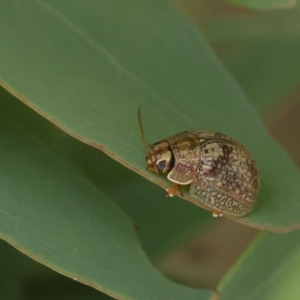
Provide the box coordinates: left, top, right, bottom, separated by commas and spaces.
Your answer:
213, 210, 223, 218
166, 184, 183, 197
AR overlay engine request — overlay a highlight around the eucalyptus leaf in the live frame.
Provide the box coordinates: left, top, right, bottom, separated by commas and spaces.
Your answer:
0, 240, 111, 300
0, 85, 213, 262
1, 0, 300, 232
0, 90, 214, 300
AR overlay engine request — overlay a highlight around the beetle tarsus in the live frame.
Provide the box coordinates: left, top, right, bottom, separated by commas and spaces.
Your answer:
166, 184, 183, 197
213, 210, 223, 218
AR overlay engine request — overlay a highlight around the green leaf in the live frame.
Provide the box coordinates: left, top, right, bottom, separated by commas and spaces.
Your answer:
225, 0, 296, 10
0, 90, 216, 299
1, 0, 300, 232
76, 150, 213, 261
0, 240, 112, 300
0, 89, 214, 300
218, 231, 300, 299
0, 84, 213, 262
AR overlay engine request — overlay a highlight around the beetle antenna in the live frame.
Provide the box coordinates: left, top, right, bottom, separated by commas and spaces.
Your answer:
138, 107, 149, 150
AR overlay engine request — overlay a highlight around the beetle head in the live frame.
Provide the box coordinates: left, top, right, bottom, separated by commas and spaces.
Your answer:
146, 141, 174, 174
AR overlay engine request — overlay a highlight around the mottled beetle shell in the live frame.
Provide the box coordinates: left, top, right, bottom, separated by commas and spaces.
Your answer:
150, 130, 260, 217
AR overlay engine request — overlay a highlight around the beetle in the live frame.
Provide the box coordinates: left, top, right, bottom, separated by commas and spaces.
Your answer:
138, 109, 260, 218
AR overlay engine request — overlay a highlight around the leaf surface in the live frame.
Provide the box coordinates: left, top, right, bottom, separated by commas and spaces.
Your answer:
1, 85, 213, 261
0, 240, 112, 300
0, 88, 214, 300
1, 0, 300, 231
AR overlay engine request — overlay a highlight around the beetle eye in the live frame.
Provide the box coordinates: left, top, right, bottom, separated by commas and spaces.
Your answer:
157, 160, 166, 173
